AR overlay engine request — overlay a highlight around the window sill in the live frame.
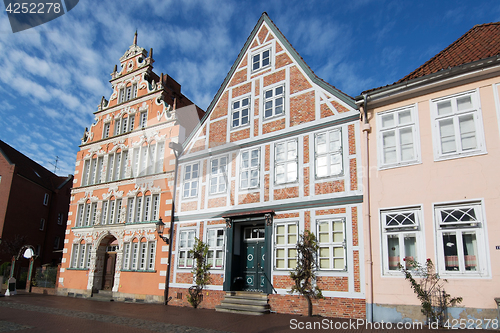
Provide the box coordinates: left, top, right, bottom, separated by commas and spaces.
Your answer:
230, 124, 250, 132
434, 150, 487, 162
378, 160, 421, 171
251, 64, 271, 75
262, 114, 285, 123
67, 268, 89, 271
314, 173, 345, 181
121, 270, 156, 273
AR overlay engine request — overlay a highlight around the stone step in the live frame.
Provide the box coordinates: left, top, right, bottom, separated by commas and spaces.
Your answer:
221, 297, 269, 306
215, 304, 270, 316
219, 301, 270, 311
225, 291, 268, 300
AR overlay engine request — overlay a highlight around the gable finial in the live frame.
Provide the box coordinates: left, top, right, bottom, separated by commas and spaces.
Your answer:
133, 30, 138, 45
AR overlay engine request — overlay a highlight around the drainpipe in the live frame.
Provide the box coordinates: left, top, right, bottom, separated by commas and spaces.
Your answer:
165, 140, 182, 305
361, 94, 374, 323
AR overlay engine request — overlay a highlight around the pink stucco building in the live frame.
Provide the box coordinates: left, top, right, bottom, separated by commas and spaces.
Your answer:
356, 23, 500, 324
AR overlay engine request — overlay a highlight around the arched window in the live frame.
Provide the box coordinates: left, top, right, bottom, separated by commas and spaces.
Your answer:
118, 83, 137, 104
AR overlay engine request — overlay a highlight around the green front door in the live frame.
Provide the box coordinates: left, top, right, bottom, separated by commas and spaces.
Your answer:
243, 227, 266, 292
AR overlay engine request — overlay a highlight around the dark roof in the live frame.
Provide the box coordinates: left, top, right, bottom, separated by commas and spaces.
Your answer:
361, 22, 500, 95
0, 140, 70, 191
399, 22, 500, 83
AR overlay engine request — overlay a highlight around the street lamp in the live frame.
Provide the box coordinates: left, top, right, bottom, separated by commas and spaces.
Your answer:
155, 218, 169, 244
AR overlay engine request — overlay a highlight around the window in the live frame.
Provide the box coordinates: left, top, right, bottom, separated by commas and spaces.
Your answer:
315, 129, 342, 178
209, 156, 228, 194
381, 207, 422, 274
274, 222, 298, 269
264, 85, 284, 119
139, 111, 148, 128
82, 157, 104, 186
57, 213, 64, 225
252, 48, 271, 72
107, 151, 128, 182
71, 243, 92, 269
207, 228, 225, 269
183, 163, 199, 198
435, 202, 488, 275
126, 194, 159, 223
101, 199, 122, 225
43, 193, 49, 206
240, 148, 260, 189
131, 142, 164, 177
378, 106, 419, 168
76, 202, 97, 227
103, 123, 110, 139
231, 96, 250, 128
122, 238, 156, 271
54, 236, 60, 249
114, 118, 122, 136
431, 91, 485, 160
275, 139, 298, 184
178, 230, 196, 268
118, 84, 137, 104
39, 218, 45, 231
317, 219, 346, 270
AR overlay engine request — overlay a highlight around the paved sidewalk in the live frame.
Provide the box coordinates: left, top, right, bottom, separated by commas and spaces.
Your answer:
0, 292, 449, 332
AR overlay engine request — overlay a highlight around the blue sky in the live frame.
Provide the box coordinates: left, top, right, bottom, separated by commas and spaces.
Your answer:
1, 0, 500, 176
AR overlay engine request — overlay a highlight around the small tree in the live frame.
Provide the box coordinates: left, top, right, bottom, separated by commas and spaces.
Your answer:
400, 258, 462, 325
289, 230, 323, 317
186, 238, 211, 308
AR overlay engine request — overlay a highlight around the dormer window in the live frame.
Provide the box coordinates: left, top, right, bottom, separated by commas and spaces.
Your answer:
119, 84, 137, 104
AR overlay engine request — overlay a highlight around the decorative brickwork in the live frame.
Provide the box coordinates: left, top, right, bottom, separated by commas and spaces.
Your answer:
207, 220, 225, 225
265, 32, 274, 43
315, 180, 345, 195
273, 275, 294, 289
209, 274, 223, 286
316, 208, 346, 215
229, 69, 247, 87
276, 41, 283, 53
250, 39, 259, 49
258, 25, 269, 44
181, 201, 197, 212
262, 117, 286, 134
208, 119, 227, 148
250, 68, 272, 80
208, 197, 226, 209
168, 288, 225, 310
320, 103, 335, 118
263, 69, 285, 87
290, 91, 315, 127
230, 128, 250, 142
274, 186, 299, 200
190, 139, 205, 153
352, 206, 358, 246
200, 186, 205, 209
264, 174, 270, 201
268, 294, 365, 318
305, 210, 310, 231
232, 82, 251, 98
276, 53, 292, 69
304, 167, 310, 196
317, 276, 348, 292
238, 192, 260, 204
211, 91, 228, 120
264, 145, 270, 172
350, 159, 357, 191
348, 124, 356, 155
176, 272, 193, 284
303, 136, 309, 164
331, 100, 349, 113
290, 66, 312, 94
274, 212, 300, 219
253, 119, 259, 137
353, 250, 360, 292
254, 78, 260, 98
238, 56, 247, 69
230, 180, 235, 206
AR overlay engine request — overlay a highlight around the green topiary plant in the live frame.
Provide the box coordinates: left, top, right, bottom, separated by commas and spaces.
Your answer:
186, 238, 211, 308
400, 258, 462, 325
289, 230, 323, 317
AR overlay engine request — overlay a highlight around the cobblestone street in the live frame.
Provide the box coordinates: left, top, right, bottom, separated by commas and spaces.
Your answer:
0, 293, 452, 332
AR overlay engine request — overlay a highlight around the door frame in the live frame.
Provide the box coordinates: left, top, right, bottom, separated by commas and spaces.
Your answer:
223, 212, 273, 294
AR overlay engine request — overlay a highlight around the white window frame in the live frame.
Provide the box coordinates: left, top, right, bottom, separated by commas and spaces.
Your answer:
209, 156, 228, 195
274, 139, 298, 185
101, 199, 122, 225
434, 201, 489, 277
431, 90, 486, 161
126, 194, 159, 223
70, 243, 92, 269
315, 129, 343, 179
377, 105, 421, 169
317, 219, 347, 271
380, 207, 424, 275
122, 239, 155, 271
43, 193, 49, 206
263, 84, 285, 120
107, 150, 128, 182
103, 122, 111, 139
178, 229, 196, 269
231, 96, 250, 129
139, 111, 148, 129
206, 227, 225, 269
251, 47, 271, 73
274, 221, 298, 270
183, 163, 199, 198
240, 148, 260, 189
39, 218, 45, 231
131, 142, 164, 178
119, 84, 137, 104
